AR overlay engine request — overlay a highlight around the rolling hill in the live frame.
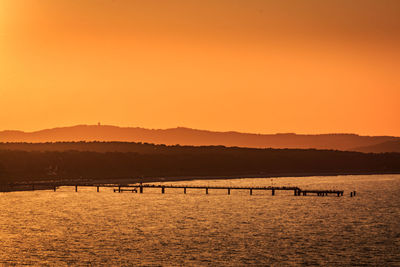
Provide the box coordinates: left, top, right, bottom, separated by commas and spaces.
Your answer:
0, 125, 399, 152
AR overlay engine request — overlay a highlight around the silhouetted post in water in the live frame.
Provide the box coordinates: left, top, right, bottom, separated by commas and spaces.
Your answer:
75, 185, 78, 192
272, 189, 275, 196
118, 186, 121, 193
206, 188, 209, 194
350, 192, 353, 197
353, 191, 356, 196
184, 187, 186, 194
250, 189, 253, 195
97, 186, 99, 192
337, 192, 340, 197
162, 186, 165, 194
228, 188, 230, 195
54, 185, 56, 192
140, 186, 143, 194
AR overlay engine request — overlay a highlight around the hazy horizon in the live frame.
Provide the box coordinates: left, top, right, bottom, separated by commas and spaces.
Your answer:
1, 0, 399, 136
1, 123, 400, 138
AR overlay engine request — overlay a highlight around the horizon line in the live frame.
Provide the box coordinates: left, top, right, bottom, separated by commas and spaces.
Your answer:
0, 124, 399, 138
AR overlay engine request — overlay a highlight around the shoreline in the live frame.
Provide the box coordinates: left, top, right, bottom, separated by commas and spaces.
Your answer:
3, 171, 400, 193
109, 171, 400, 184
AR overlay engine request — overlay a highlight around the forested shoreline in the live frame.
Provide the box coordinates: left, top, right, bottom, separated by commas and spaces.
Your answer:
1, 142, 400, 184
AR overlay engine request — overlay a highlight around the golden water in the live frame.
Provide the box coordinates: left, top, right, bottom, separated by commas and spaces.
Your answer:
1, 175, 399, 265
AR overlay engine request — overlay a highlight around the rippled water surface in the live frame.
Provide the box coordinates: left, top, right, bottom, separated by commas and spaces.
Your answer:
1, 175, 400, 266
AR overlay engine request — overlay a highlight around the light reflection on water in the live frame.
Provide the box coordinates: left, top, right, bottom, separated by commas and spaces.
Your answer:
1, 175, 400, 265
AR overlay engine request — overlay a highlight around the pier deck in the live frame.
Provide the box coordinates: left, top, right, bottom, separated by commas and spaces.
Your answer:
4, 182, 345, 196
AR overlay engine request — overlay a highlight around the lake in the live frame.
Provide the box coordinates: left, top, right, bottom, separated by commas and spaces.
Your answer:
1, 174, 399, 265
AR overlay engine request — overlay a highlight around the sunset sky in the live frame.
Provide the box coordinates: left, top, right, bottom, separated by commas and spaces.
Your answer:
1, 0, 399, 136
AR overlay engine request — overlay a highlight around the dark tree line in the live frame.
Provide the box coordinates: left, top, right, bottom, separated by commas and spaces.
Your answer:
0, 143, 400, 184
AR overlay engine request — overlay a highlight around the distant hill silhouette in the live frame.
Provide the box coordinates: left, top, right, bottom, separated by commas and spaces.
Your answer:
353, 140, 400, 153
0, 125, 399, 152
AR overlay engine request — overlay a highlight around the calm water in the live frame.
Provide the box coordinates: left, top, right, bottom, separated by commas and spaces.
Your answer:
1, 175, 400, 266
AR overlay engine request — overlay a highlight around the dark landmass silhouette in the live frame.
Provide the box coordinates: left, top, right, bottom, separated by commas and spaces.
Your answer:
0, 125, 399, 152
1, 142, 399, 185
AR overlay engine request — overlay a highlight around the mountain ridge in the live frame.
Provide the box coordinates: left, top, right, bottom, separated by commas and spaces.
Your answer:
1, 124, 399, 152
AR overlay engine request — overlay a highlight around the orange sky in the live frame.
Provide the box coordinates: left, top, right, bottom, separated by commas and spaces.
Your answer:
1, 0, 399, 136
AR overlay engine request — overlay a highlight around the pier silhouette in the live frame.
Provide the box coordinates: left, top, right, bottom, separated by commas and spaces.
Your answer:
3, 182, 345, 197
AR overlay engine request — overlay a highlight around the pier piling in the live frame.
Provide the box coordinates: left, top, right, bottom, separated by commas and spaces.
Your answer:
184, 188, 186, 194
272, 189, 275, 196
228, 188, 231, 195
97, 186, 99, 192
75, 185, 78, 192
206, 188, 208, 194
162, 186, 165, 194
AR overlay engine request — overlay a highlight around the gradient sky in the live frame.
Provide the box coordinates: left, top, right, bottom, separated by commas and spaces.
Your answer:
1, 0, 399, 135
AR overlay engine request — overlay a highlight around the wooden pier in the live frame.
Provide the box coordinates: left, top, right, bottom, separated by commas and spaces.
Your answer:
3, 182, 345, 197
127, 184, 344, 197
